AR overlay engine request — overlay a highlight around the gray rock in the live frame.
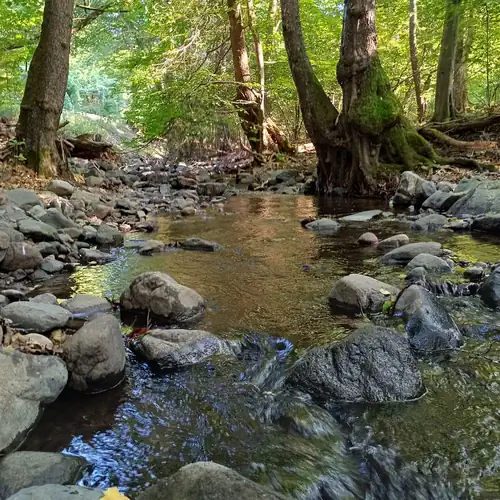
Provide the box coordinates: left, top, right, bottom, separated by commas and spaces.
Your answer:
93, 203, 113, 220
60, 227, 83, 240
464, 266, 484, 282
197, 182, 227, 197
61, 294, 112, 318
357, 232, 378, 245
471, 214, 500, 234
63, 314, 125, 394
0, 295, 10, 308
448, 179, 500, 217
40, 258, 64, 274
437, 181, 456, 192
96, 224, 123, 246
5, 485, 102, 500
27, 206, 46, 219
0, 205, 28, 225
341, 210, 382, 222
1, 302, 71, 333
423, 191, 466, 212
138, 240, 165, 255
30, 293, 58, 305
329, 274, 399, 315
287, 325, 424, 403
394, 285, 463, 351
392, 171, 435, 207
0, 222, 24, 243
137, 462, 286, 500
1, 242, 43, 271
70, 190, 101, 210
0, 230, 10, 263
0, 350, 67, 454
17, 219, 58, 241
0, 452, 88, 500
6, 189, 42, 211
181, 206, 196, 216
36, 241, 59, 257
479, 267, 500, 309
40, 208, 78, 230
454, 177, 481, 193
120, 272, 205, 325
132, 329, 232, 371
45, 180, 74, 197
179, 237, 222, 252
406, 253, 453, 273
305, 218, 340, 233
85, 176, 104, 188
79, 248, 115, 264
411, 214, 448, 232
377, 234, 410, 251
81, 226, 98, 242
381, 242, 442, 265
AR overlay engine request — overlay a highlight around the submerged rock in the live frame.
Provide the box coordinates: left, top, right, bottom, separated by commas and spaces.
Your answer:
79, 248, 115, 264
0, 350, 67, 454
377, 234, 410, 251
0, 452, 88, 500
287, 325, 424, 403
63, 314, 125, 394
138, 239, 165, 255
120, 272, 205, 325
329, 274, 399, 315
381, 242, 442, 265
1, 302, 71, 333
394, 285, 462, 351
5, 485, 102, 500
61, 294, 112, 319
137, 462, 286, 500
411, 214, 448, 232
131, 329, 232, 371
179, 237, 222, 252
406, 253, 453, 273
479, 267, 500, 309
305, 218, 340, 233
341, 210, 382, 222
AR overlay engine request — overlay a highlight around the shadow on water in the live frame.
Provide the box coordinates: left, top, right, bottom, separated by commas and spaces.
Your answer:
26, 195, 500, 498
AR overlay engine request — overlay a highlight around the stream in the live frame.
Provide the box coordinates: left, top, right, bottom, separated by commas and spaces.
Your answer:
24, 195, 500, 499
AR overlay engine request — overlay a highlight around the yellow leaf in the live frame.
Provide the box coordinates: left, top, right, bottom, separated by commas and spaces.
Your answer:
101, 488, 130, 500
379, 288, 391, 296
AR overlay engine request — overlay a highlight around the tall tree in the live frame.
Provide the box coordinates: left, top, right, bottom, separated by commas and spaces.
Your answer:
281, 0, 435, 194
16, 0, 75, 176
433, 0, 462, 122
453, 16, 473, 115
409, 0, 425, 122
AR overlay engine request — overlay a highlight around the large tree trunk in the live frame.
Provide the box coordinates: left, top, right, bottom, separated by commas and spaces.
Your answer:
409, 0, 425, 122
453, 16, 473, 115
16, 0, 74, 177
227, 0, 264, 156
281, 0, 435, 195
433, 0, 462, 122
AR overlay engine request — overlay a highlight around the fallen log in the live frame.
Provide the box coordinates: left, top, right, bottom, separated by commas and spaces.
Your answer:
429, 114, 500, 134
419, 127, 497, 150
65, 136, 113, 159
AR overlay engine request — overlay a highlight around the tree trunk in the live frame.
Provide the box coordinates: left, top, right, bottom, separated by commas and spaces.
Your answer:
281, 0, 435, 195
409, 0, 425, 122
433, 0, 462, 122
227, 0, 264, 156
453, 16, 473, 115
16, 0, 74, 177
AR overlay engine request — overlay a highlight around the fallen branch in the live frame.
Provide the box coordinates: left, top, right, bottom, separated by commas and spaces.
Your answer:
65, 136, 113, 159
420, 127, 497, 150
429, 114, 500, 134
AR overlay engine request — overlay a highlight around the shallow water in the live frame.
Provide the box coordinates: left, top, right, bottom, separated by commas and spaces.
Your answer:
26, 195, 500, 498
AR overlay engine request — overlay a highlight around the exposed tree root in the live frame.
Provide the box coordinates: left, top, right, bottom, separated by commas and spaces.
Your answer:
64, 136, 113, 159
419, 126, 497, 150
437, 156, 498, 172
429, 114, 500, 134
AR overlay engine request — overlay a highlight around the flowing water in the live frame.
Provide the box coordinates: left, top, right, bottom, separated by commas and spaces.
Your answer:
25, 195, 500, 499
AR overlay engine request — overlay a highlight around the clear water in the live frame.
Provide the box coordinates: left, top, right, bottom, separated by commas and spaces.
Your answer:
25, 195, 500, 499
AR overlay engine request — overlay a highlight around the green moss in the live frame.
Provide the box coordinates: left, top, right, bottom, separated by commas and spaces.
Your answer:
348, 58, 401, 135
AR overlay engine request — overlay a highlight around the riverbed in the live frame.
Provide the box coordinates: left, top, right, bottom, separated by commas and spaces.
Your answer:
25, 195, 500, 499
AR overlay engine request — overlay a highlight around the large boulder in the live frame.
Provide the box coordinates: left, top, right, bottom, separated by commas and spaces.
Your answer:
422, 191, 465, 212
377, 234, 410, 251
329, 274, 399, 315
471, 214, 500, 234
17, 219, 58, 241
137, 462, 286, 500
0, 350, 67, 454
1, 242, 43, 271
406, 253, 452, 273
411, 214, 448, 232
61, 294, 112, 319
392, 171, 435, 207
5, 485, 102, 500
380, 242, 442, 265
479, 267, 500, 309
6, 189, 42, 211
0, 452, 88, 500
120, 272, 205, 325
286, 326, 424, 403
448, 179, 500, 217
63, 314, 126, 394
96, 224, 123, 246
45, 180, 74, 197
394, 285, 462, 351
1, 302, 71, 333
131, 329, 232, 371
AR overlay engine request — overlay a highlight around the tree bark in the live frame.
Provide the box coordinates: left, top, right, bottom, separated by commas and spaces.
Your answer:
453, 16, 473, 115
227, 0, 264, 156
433, 0, 462, 122
409, 0, 425, 122
16, 0, 74, 177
